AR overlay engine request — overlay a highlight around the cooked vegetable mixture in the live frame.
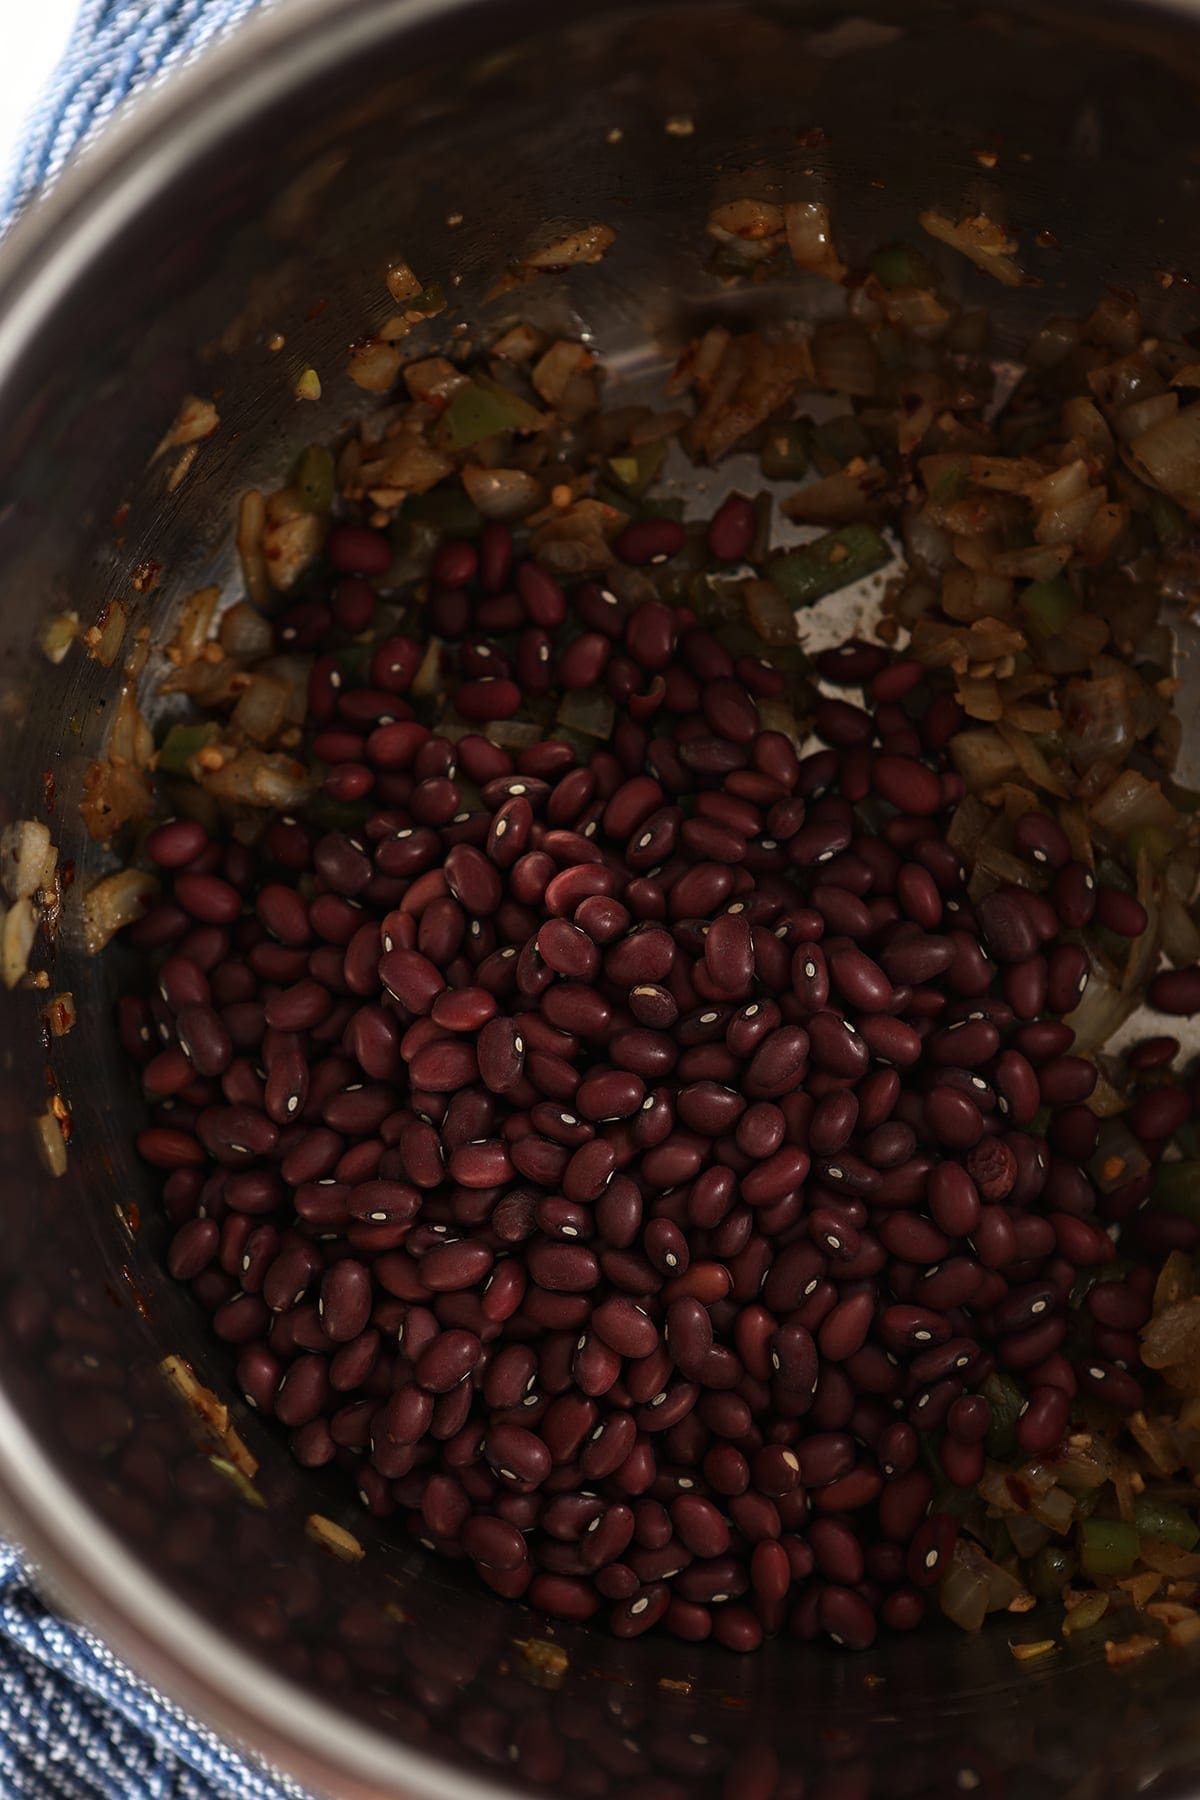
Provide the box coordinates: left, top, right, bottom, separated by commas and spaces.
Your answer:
93, 204, 1200, 1657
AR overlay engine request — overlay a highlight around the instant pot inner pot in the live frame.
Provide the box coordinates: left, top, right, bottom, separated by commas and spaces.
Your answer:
5, 2, 1200, 1794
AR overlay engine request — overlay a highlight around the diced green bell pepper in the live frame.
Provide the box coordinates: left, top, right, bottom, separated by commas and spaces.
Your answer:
768, 523, 890, 607
1020, 576, 1077, 636
1078, 1517, 1139, 1578
157, 722, 221, 775
442, 377, 543, 449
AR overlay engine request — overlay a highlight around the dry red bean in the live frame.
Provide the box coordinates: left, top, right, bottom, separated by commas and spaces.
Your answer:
1095, 886, 1148, 937
174, 873, 242, 926
928, 1163, 980, 1237
707, 493, 756, 562
419, 1241, 493, 1291
872, 755, 941, 816
1148, 965, 1200, 1015
588, 1296, 656, 1359
819, 1585, 877, 1651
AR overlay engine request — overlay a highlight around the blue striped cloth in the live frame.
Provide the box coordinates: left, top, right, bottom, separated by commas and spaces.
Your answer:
3, 0, 271, 220
1, 7, 316, 1795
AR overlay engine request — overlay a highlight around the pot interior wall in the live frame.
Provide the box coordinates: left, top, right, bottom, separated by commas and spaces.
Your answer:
3, 2, 1200, 1794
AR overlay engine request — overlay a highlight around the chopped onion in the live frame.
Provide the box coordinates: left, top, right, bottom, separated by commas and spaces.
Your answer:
919, 208, 1024, 286
1143, 1298, 1200, 1373
531, 341, 599, 416
403, 357, 469, 408
384, 259, 422, 304
939, 1541, 991, 1632
231, 672, 291, 743
524, 223, 616, 269
1064, 964, 1136, 1055
491, 322, 545, 365
1126, 399, 1200, 514
990, 542, 1073, 580
885, 288, 952, 340
0, 821, 51, 902
171, 586, 220, 665
1062, 673, 1134, 768
258, 655, 312, 725
461, 465, 543, 521
1160, 893, 1200, 965
199, 750, 313, 810
1061, 395, 1114, 464
262, 492, 325, 592
707, 199, 785, 262
1035, 483, 1104, 547
1117, 391, 1178, 443
347, 338, 403, 393
1006, 1511, 1052, 1557
0, 899, 36, 987
41, 610, 79, 664
948, 727, 1019, 792
84, 601, 127, 669
1089, 768, 1177, 835
81, 869, 159, 955
154, 394, 219, 457
757, 697, 800, 745
31, 1111, 67, 1178
1025, 316, 1081, 371
783, 201, 845, 282
532, 499, 622, 574
218, 601, 274, 662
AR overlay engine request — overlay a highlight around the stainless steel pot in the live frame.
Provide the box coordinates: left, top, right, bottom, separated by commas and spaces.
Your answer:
4, 2, 1200, 1794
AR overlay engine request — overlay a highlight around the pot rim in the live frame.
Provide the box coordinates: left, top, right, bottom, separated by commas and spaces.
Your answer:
4, 0, 1200, 1793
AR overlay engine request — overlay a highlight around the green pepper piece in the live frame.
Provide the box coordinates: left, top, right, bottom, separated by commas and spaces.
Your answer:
1029, 1543, 1077, 1600
932, 459, 968, 506
982, 1372, 1026, 1458
869, 242, 940, 291
1020, 576, 1077, 637
1132, 1496, 1200, 1551
1153, 1161, 1200, 1222
442, 377, 543, 450
294, 444, 335, 514
637, 494, 686, 523
304, 792, 373, 831
1078, 1517, 1139, 1578
1125, 823, 1175, 871
157, 722, 222, 775
811, 413, 871, 474
332, 643, 373, 677
707, 242, 763, 282
606, 438, 667, 498
592, 481, 640, 520
760, 421, 810, 481
767, 524, 890, 607
410, 281, 446, 318
394, 488, 484, 543
1152, 492, 1187, 549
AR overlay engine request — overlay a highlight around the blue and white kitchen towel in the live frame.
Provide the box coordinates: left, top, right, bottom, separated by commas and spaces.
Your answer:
0, 3, 317, 1795
2, 0, 270, 222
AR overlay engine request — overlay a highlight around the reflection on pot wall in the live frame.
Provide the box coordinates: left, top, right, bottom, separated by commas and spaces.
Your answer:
4, 2, 1200, 1795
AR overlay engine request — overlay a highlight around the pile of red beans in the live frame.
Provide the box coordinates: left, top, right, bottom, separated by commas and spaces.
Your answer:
122, 506, 1175, 1653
